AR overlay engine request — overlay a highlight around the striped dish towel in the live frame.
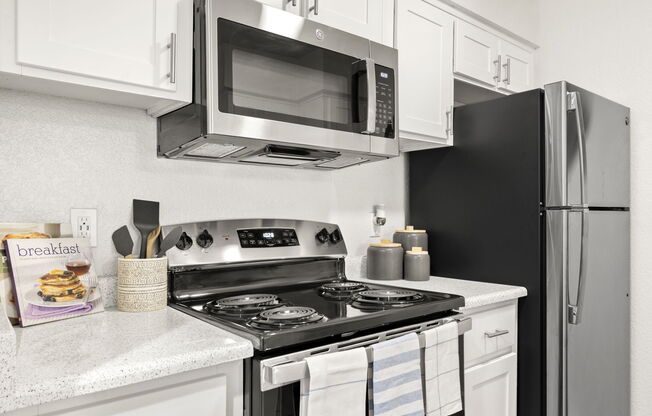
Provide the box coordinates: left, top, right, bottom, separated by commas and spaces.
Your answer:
422, 322, 462, 416
299, 347, 368, 416
370, 333, 425, 416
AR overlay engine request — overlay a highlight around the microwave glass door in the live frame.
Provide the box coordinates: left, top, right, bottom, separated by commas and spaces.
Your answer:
217, 18, 369, 134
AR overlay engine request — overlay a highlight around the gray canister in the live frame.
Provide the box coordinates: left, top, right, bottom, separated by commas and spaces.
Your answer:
367, 240, 403, 280
404, 247, 430, 281
393, 226, 428, 251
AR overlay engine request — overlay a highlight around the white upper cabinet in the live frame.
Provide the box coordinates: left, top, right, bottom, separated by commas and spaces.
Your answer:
305, 0, 394, 46
1, 0, 193, 116
454, 20, 500, 87
498, 40, 533, 93
453, 19, 534, 93
397, 0, 454, 151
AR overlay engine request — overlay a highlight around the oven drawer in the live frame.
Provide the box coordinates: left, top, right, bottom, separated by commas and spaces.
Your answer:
463, 301, 517, 367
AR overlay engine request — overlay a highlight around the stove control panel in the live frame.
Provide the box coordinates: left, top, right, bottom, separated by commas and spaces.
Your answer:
238, 228, 299, 248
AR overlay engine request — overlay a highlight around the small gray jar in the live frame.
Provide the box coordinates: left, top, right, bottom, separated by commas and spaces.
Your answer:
393, 226, 428, 251
404, 247, 430, 281
367, 240, 403, 280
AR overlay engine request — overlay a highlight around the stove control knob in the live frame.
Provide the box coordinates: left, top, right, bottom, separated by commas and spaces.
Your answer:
329, 228, 342, 244
316, 228, 329, 244
176, 232, 193, 250
197, 229, 213, 249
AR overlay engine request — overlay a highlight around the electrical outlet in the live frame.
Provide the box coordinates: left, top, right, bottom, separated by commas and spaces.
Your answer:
71, 208, 97, 247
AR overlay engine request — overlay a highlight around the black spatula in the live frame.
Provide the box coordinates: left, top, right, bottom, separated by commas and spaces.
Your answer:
157, 226, 183, 258
133, 199, 159, 259
112, 225, 133, 257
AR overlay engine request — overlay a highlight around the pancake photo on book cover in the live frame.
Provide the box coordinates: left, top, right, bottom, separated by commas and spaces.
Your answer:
3, 237, 104, 327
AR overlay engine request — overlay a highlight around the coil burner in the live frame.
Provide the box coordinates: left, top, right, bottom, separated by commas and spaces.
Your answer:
351, 289, 425, 310
318, 281, 368, 299
248, 306, 326, 330
204, 294, 283, 316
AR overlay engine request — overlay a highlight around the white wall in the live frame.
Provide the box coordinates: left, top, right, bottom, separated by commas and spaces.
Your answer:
441, 0, 539, 43
535, 1, 652, 413
0, 88, 406, 277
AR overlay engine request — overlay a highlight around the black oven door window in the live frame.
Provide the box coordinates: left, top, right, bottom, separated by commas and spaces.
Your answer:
218, 18, 368, 133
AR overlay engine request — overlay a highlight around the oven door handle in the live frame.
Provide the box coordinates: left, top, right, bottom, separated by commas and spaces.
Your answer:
360, 57, 376, 134
261, 316, 472, 391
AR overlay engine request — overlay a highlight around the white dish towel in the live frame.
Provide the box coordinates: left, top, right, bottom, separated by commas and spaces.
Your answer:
299, 347, 368, 416
370, 333, 425, 416
422, 321, 463, 416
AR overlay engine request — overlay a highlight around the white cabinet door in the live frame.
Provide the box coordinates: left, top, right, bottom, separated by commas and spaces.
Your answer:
498, 40, 534, 93
35, 361, 243, 416
465, 353, 517, 416
306, 0, 393, 46
397, 0, 454, 148
16, 0, 183, 92
454, 20, 500, 87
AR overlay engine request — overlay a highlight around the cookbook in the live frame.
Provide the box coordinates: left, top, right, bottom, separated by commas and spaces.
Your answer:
0, 223, 73, 325
3, 237, 104, 327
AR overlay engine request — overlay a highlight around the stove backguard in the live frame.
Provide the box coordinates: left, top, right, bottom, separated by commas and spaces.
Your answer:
170, 257, 344, 302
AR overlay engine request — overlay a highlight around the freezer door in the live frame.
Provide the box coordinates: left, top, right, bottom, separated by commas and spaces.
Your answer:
546, 209, 630, 416
544, 81, 630, 208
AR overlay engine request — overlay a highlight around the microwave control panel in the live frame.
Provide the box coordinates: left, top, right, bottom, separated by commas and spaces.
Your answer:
237, 228, 299, 248
374, 65, 395, 138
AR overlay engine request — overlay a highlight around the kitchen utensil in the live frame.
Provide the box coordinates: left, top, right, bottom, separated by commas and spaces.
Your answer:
133, 199, 159, 259
366, 239, 403, 280
112, 226, 134, 258
404, 247, 430, 281
157, 226, 182, 258
393, 226, 428, 251
84, 273, 99, 306
145, 225, 161, 259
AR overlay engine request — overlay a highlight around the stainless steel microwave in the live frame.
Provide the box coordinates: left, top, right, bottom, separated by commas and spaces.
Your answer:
157, 0, 399, 169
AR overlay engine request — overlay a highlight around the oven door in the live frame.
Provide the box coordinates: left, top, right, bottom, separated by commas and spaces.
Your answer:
246, 316, 470, 416
205, 0, 398, 157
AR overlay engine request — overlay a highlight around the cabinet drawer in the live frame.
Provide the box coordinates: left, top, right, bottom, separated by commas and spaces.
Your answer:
464, 302, 516, 366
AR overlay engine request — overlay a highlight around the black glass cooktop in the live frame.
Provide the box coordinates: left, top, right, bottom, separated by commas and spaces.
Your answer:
171, 280, 464, 352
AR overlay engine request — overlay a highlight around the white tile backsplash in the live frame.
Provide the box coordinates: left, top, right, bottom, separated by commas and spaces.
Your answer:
0, 88, 406, 277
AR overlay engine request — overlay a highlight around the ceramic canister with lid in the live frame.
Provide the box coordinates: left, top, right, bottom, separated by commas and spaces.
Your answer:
404, 247, 430, 281
367, 239, 403, 280
393, 226, 428, 251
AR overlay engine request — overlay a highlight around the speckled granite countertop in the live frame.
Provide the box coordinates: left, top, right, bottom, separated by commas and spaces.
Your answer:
0, 307, 253, 413
354, 276, 527, 310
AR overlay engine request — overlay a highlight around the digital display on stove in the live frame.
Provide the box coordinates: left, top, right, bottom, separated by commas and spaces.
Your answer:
237, 228, 299, 248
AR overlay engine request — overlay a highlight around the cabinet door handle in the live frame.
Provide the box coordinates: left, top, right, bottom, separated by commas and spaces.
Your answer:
485, 329, 509, 338
287, 0, 297, 6
309, 0, 319, 15
502, 57, 511, 85
168, 32, 177, 84
445, 106, 453, 136
493, 55, 502, 82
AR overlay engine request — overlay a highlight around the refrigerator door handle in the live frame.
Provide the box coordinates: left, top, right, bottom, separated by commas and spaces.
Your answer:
568, 209, 589, 325
567, 91, 588, 208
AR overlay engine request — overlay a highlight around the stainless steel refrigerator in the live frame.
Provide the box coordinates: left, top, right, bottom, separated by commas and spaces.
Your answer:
409, 81, 630, 416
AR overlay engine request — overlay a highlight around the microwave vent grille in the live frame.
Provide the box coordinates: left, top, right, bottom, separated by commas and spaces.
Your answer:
186, 143, 246, 159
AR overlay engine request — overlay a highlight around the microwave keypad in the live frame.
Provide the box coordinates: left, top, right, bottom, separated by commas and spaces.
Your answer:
374, 65, 395, 138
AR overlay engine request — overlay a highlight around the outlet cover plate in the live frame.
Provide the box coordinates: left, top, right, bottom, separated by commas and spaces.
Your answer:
70, 208, 97, 247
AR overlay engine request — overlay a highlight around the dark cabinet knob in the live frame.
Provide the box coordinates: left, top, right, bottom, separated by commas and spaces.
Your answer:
176, 232, 193, 250
197, 229, 214, 249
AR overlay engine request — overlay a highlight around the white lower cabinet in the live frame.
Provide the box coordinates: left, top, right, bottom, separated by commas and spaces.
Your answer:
465, 353, 517, 416
9, 361, 243, 416
463, 300, 518, 416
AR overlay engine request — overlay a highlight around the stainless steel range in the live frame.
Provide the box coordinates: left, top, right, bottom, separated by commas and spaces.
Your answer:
163, 219, 469, 415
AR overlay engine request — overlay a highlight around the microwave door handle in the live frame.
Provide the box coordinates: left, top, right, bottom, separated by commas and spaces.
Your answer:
361, 57, 376, 134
